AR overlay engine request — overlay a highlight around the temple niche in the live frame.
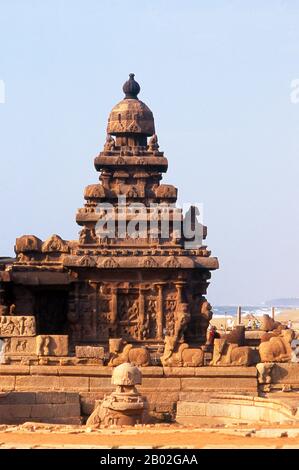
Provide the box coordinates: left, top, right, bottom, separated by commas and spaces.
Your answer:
0, 74, 219, 361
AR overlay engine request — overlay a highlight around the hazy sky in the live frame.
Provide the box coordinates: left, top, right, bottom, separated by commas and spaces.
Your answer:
0, 0, 299, 305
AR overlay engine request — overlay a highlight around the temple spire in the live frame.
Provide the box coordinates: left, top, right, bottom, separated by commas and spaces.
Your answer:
123, 73, 140, 99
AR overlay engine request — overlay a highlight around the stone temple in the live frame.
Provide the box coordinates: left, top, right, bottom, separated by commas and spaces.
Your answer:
0, 74, 218, 354
0, 75, 297, 426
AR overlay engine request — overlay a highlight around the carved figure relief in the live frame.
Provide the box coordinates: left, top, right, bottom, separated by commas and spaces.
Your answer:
0, 316, 36, 337
42, 235, 69, 253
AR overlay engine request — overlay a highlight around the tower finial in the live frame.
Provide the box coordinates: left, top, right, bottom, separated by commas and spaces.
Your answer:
123, 73, 140, 99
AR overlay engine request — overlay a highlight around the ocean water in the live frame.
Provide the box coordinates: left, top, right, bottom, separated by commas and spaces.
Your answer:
212, 305, 281, 319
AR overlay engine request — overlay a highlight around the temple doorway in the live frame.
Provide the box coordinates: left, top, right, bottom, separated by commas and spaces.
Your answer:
34, 288, 68, 335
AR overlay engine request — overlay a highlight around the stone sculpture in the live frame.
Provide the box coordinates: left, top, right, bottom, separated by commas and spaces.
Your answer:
259, 314, 281, 332
259, 329, 296, 363
256, 362, 275, 385
210, 338, 257, 366
161, 336, 203, 367
108, 338, 150, 366
0, 316, 36, 337
86, 362, 148, 427
0, 74, 218, 360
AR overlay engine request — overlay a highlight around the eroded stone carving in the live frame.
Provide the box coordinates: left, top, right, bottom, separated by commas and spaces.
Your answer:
3, 335, 68, 356
259, 329, 295, 363
0, 316, 36, 337
104, 134, 116, 151
210, 338, 257, 366
75, 346, 105, 359
161, 336, 203, 367
259, 314, 281, 332
108, 338, 150, 366
42, 235, 69, 253
256, 362, 275, 386
86, 362, 148, 427
15, 235, 42, 253
148, 134, 159, 151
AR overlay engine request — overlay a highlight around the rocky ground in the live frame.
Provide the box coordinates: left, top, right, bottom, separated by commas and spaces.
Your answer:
0, 422, 298, 449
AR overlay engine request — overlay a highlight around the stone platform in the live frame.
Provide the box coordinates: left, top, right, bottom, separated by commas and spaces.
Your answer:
0, 365, 258, 423
0, 391, 81, 424
176, 394, 299, 425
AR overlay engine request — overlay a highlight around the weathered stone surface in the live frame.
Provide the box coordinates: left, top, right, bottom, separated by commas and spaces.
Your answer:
181, 377, 257, 391
89, 377, 114, 391
194, 366, 257, 377
0, 316, 35, 337
87, 363, 148, 427
35, 392, 67, 404
270, 363, 299, 384
140, 378, 181, 390
177, 401, 206, 416
59, 376, 89, 392
30, 366, 59, 375
163, 367, 195, 377
4, 335, 68, 357
0, 365, 30, 375
57, 366, 107, 376
0, 376, 16, 391
75, 346, 104, 359
15, 375, 60, 391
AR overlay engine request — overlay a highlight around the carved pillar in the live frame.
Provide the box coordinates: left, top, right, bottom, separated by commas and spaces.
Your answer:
111, 287, 118, 325
175, 281, 186, 304
156, 284, 164, 340
138, 287, 145, 340
88, 281, 97, 338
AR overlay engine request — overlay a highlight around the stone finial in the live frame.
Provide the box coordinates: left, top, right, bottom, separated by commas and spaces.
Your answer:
111, 362, 142, 386
123, 73, 140, 99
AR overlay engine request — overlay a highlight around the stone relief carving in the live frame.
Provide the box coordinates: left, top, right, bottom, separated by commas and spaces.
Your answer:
79, 255, 97, 267
142, 257, 158, 268
164, 256, 181, 268
104, 134, 116, 151
79, 227, 98, 245
42, 235, 69, 253
148, 134, 159, 151
102, 258, 119, 268
0, 316, 36, 337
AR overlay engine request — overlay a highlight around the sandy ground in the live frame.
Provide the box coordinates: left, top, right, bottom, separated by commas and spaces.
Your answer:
0, 423, 298, 449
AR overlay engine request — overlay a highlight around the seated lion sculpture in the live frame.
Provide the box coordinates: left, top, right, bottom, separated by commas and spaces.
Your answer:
259, 329, 295, 363
210, 338, 257, 366
108, 339, 150, 367
161, 336, 203, 367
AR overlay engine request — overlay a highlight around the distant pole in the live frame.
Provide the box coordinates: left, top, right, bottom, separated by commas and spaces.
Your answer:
271, 306, 275, 320
237, 306, 242, 325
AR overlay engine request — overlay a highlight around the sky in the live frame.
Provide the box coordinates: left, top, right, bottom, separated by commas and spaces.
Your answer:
0, 0, 299, 306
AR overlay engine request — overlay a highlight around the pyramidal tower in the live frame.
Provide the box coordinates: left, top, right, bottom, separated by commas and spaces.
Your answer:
1, 74, 219, 353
